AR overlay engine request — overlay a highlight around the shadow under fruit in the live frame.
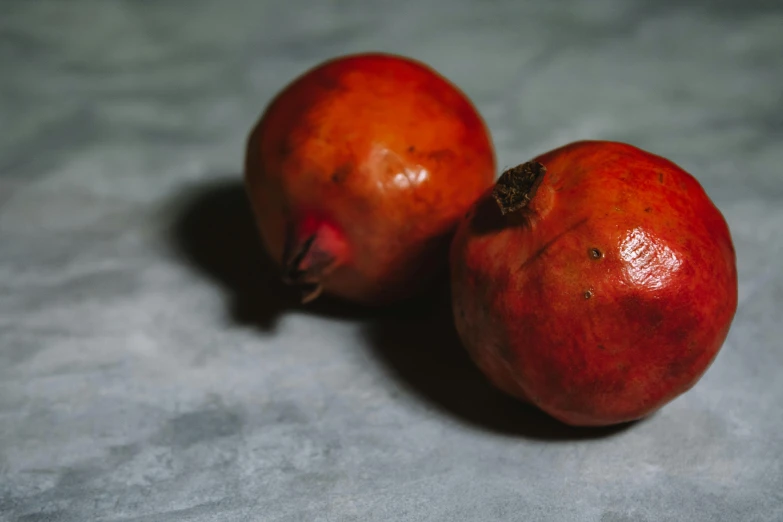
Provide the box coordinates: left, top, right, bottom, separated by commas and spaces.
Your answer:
167, 178, 633, 440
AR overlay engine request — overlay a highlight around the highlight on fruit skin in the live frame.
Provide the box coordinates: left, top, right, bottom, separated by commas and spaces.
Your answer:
244, 52, 496, 305
449, 140, 738, 427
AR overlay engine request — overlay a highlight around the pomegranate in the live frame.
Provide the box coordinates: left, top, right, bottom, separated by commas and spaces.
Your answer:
244, 52, 496, 305
450, 140, 738, 427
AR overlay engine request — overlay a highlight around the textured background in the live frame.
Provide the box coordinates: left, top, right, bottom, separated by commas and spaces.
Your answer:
1, 1, 782, 521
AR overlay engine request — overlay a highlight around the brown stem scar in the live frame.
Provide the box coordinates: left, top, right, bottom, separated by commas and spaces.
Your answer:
491, 161, 547, 215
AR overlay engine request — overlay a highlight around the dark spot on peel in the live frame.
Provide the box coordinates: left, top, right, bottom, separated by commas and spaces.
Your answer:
331, 165, 351, 184
658, 172, 664, 183
584, 290, 593, 299
408, 145, 415, 152
278, 140, 293, 158
315, 73, 343, 92
589, 248, 602, 259
620, 294, 665, 334
428, 149, 456, 162
598, 344, 606, 351
668, 324, 691, 343
597, 376, 628, 395
667, 348, 700, 380
644, 207, 652, 213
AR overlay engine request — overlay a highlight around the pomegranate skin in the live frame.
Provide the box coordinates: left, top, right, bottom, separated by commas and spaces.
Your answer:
450, 141, 738, 427
244, 52, 496, 305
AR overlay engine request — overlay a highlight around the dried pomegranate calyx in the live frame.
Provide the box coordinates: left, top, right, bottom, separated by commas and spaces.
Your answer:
491, 161, 547, 215
279, 216, 351, 304
281, 230, 340, 304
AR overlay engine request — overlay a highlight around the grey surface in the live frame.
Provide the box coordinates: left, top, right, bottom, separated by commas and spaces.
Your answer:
1, 0, 782, 520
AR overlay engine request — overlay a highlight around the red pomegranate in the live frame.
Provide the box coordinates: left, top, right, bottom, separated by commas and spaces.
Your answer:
450, 140, 738, 426
244, 52, 496, 305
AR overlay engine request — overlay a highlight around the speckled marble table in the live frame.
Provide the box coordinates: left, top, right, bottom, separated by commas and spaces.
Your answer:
1, 1, 782, 521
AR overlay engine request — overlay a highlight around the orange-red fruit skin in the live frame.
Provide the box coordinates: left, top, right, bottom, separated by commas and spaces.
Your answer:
450, 140, 738, 427
244, 52, 496, 305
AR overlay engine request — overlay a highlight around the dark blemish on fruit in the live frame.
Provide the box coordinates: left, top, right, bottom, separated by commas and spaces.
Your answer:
621, 294, 665, 334
658, 172, 664, 183
316, 74, 343, 92
278, 140, 293, 158
598, 344, 606, 351
644, 207, 652, 213
584, 290, 593, 299
518, 217, 589, 270
666, 338, 701, 380
666, 315, 700, 348
331, 165, 351, 183
667, 356, 692, 380
589, 248, 602, 259
669, 326, 690, 343
408, 145, 415, 152
428, 149, 456, 162
601, 377, 628, 395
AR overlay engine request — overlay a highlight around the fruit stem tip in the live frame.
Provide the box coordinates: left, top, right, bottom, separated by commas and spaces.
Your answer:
491, 161, 547, 215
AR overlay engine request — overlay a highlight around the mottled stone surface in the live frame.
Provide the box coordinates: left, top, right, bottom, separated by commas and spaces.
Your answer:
1, 1, 782, 520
